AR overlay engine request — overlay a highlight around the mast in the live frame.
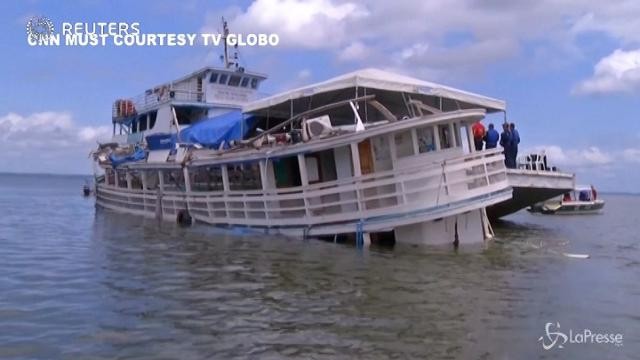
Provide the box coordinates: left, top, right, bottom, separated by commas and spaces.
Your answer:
221, 17, 239, 70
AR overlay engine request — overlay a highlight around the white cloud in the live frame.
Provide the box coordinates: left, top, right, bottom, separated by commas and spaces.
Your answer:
208, 0, 640, 80
622, 148, 640, 163
211, 0, 369, 49
0, 112, 110, 174
525, 144, 614, 168
338, 41, 371, 62
573, 48, 640, 94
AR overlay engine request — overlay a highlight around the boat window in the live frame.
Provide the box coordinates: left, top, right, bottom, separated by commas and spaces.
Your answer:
116, 170, 127, 188
162, 170, 185, 192
453, 123, 461, 147
106, 169, 115, 186
306, 149, 338, 184
395, 131, 415, 157
459, 125, 470, 154
438, 124, 453, 149
228, 163, 262, 190
273, 157, 301, 188
130, 170, 143, 190
149, 111, 157, 130
250, 78, 259, 89
209, 72, 219, 83
228, 75, 242, 87
190, 166, 224, 191
416, 126, 436, 153
218, 74, 229, 84
145, 170, 159, 190
138, 116, 148, 132
240, 77, 249, 87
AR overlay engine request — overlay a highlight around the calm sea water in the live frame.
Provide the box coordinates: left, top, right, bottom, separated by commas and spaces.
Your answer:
0, 173, 638, 359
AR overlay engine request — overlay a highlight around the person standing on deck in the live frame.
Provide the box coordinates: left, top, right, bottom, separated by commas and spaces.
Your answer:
472, 121, 486, 151
484, 123, 499, 149
500, 123, 513, 168
510, 122, 520, 168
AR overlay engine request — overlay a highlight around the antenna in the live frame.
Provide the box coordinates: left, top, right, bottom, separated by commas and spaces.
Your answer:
221, 17, 240, 70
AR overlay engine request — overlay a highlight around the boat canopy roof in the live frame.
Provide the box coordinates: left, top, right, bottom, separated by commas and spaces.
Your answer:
243, 68, 506, 114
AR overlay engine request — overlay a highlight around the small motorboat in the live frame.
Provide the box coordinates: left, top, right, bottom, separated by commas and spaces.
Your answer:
528, 185, 604, 215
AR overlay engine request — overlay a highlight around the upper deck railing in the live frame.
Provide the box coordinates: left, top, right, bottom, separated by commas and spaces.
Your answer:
112, 88, 205, 121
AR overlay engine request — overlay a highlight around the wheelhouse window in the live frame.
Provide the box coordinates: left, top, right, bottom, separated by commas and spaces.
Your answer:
190, 166, 224, 191
416, 126, 436, 153
228, 163, 261, 190
209, 72, 219, 83
218, 74, 229, 84
250, 78, 258, 89
240, 77, 249, 87
228, 75, 241, 87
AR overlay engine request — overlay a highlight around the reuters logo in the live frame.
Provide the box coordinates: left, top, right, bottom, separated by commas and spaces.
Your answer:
26, 16, 55, 42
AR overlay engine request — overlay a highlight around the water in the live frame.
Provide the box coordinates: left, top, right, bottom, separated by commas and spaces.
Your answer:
0, 173, 638, 359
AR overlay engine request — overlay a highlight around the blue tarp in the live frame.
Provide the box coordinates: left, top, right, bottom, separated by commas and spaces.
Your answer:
109, 147, 147, 167
179, 110, 255, 149
146, 133, 177, 150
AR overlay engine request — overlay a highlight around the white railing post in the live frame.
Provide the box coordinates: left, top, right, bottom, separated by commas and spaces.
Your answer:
350, 143, 363, 212
297, 154, 312, 218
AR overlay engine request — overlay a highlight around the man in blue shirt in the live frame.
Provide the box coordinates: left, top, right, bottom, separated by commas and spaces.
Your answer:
510, 122, 520, 168
484, 123, 499, 149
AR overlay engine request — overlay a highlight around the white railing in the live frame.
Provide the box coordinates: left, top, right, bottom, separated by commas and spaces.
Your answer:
112, 89, 205, 119
96, 149, 509, 229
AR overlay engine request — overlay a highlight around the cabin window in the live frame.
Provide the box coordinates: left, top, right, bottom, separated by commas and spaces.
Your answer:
130, 170, 143, 190
162, 170, 185, 191
240, 77, 249, 87
273, 156, 301, 188
305, 150, 338, 184
250, 78, 258, 89
228, 163, 261, 190
453, 123, 461, 147
190, 166, 224, 191
395, 131, 415, 158
416, 126, 436, 153
228, 75, 241, 87
145, 170, 159, 190
116, 170, 127, 188
106, 169, 115, 186
209, 72, 219, 83
218, 74, 229, 84
438, 124, 453, 149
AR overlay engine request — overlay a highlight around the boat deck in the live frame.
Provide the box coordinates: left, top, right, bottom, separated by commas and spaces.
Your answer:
486, 168, 575, 220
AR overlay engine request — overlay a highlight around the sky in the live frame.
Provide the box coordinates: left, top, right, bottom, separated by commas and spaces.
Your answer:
1, 0, 639, 192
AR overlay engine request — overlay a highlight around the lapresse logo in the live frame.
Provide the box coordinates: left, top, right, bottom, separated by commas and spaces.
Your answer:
538, 322, 624, 350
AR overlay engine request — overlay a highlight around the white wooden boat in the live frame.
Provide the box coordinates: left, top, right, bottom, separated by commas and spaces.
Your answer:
91, 27, 513, 246
528, 185, 604, 214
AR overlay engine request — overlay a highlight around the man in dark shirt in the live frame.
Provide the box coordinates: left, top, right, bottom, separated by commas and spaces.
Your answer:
500, 123, 512, 168
510, 123, 520, 168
